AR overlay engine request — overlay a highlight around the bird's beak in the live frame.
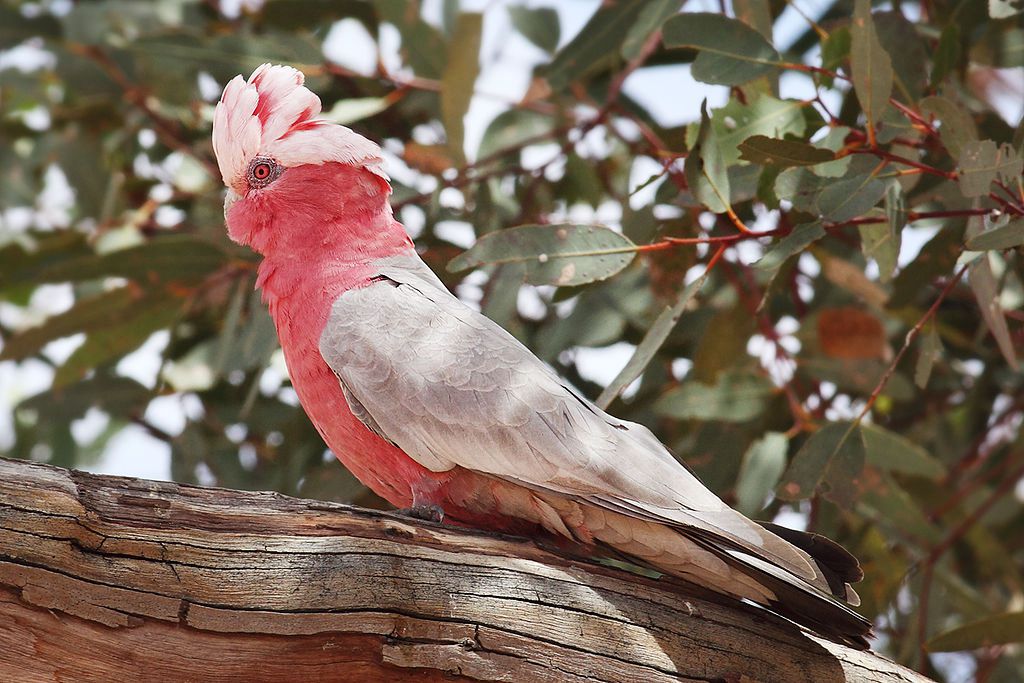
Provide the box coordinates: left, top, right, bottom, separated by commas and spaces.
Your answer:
223, 187, 240, 219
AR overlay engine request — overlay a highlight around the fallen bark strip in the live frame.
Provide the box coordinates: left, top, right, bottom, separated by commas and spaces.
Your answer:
0, 457, 930, 682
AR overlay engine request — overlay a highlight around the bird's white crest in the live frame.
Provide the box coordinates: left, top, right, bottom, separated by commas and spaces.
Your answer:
212, 63, 386, 193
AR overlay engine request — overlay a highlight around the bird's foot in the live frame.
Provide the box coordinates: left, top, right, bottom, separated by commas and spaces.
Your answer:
395, 504, 445, 524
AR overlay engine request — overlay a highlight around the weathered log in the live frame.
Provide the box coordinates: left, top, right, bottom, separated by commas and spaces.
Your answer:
0, 457, 929, 682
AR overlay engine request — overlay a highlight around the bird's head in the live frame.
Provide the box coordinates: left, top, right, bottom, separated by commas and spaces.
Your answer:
212, 64, 394, 255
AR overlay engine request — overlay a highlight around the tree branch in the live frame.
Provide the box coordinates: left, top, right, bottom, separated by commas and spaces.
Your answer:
0, 457, 930, 682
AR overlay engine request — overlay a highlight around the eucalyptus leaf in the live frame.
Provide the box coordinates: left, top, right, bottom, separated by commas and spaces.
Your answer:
621, 0, 682, 60
663, 12, 783, 85
818, 174, 887, 223
914, 322, 943, 389
543, 2, 644, 89
965, 218, 1024, 251
850, 0, 894, 134
685, 101, 731, 213
596, 261, 716, 408
477, 109, 556, 160
920, 95, 978, 161
738, 136, 835, 166
712, 95, 808, 166
508, 6, 560, 53
958, 140, 1023, 197
654, 372, 774, 423
735, 432, 788, 515
448, 224, 637, 287
441, 13, 483, 164
927, 612, 1024, 651
777, 421, 865, 507
861, 424, 945, 480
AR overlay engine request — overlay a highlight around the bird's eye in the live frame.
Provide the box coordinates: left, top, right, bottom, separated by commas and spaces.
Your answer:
247, 157, 280, 188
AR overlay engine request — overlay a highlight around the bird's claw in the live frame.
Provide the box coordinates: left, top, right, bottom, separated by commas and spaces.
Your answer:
396, 504, 445, 523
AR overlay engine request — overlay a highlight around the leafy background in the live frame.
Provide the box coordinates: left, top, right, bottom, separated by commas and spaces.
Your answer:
1, 0, 1023, 678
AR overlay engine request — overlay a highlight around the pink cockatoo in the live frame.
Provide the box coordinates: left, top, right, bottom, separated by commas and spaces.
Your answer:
212, 64, 872, 649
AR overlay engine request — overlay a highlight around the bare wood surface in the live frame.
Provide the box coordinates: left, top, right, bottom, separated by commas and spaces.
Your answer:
0, 456, 930, 682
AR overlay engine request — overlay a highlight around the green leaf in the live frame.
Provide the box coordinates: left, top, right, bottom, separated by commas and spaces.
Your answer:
858, 182, 903, 283
621, 0, 683, 61
859, 474, 943, 543
20, 376, 151, 420
441, 13, 482, 164
26, 236, 230, 287
927, 612, 1024, 652
821, 26, 851, 77
448, 224, 637, 287
874, 11, 927, 102
508, 6, 560, 54
958, 140, 1023, 197
375, 1, 448, 78
692, 305, 757, 383
732, 0, 773, 41
930, 25, 961, 88
54, 293, 180, 387
914, 322, 942, 389
662, 12, 783, 86
543, 2, 645, 90
477, 109, 556, 161
260, 0, 378, 32
861, 424, 945, 480
216, 291, 279, 376
889, 222, 965, 308
595, 262, 715, 408
738, 135, 836, 166
920, 96, 978, 161
810, 126, 853, 178
712, 95, 808, 166
685, 101, 731, 213
1, 288, 177, 377
967, 215, 1019, 369
735, 432, 788, 516
321, 97, 391, 126
965, 218, 1024, 250
850, 0, 894, 134
817, 174, 887, 222
755, 222, 826, 274
654, 372, 774, 423
777, 421, 866, 507
774, 167, 829, 213
56, 129, 108, 220
0, 231, 92, 294
537, 280, 631, 361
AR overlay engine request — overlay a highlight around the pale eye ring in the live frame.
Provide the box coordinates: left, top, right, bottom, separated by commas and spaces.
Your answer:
247, 156, 281, 188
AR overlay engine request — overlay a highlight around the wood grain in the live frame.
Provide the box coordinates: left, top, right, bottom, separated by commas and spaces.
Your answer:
0, 457, 930, 682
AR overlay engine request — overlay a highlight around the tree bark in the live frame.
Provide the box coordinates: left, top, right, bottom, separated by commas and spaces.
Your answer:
0, 457, 929, 682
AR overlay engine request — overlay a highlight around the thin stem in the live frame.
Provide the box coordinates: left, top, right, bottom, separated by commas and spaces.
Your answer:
856, 264, 968, 421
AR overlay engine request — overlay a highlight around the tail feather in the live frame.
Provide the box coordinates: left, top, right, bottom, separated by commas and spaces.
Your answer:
711, 541, 873, 649
757, 521, 864, 605
531, 491, 873, 649
590, 510, 874, 649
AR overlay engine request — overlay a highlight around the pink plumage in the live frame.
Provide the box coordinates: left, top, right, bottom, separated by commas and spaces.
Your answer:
213, 64, 873, 649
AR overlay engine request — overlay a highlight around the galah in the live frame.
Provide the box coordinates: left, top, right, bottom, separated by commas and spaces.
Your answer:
212, 64, 872, 649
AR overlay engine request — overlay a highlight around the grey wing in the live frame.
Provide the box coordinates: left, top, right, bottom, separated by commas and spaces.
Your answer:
319, 254, 817, 580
